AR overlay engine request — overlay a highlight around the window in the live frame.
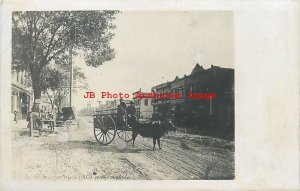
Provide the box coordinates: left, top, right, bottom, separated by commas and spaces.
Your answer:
179, 88, 183, 98
144, 99, 148, 106
21, 71, 24, 85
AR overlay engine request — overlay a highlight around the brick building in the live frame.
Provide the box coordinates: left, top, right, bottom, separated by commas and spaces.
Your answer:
151, 82, 171, 119
152, 64, 234, 134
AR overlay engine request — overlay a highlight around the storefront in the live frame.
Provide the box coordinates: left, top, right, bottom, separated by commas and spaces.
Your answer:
11, 84, 33, 119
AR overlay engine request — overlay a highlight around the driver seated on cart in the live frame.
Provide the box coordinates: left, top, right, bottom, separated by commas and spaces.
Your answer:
117, 99, 127, 125
127, 101, 138, 126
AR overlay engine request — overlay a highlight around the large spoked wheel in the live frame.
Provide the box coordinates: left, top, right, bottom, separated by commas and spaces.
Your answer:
94, 115, 116, 145
117, 125, 133, 142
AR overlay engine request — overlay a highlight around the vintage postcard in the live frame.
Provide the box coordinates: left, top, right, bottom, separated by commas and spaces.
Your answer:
0, 0, 299, 190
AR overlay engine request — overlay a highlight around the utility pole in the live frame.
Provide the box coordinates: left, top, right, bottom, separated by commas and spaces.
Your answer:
69, 20, 76, 107
69, 46, 73, 107
87, 101, 91, 116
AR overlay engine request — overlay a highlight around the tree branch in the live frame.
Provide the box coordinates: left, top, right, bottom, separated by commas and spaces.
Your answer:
49, 30, 70, 52
42, 24, 62, 66
45, 43, 72, 64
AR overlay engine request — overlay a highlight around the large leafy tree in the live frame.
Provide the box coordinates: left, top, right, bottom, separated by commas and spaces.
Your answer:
12, 11, 119, 106
41, 64, 88, 113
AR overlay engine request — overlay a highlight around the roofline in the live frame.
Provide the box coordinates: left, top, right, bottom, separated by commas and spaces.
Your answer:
151, 64, 234, 89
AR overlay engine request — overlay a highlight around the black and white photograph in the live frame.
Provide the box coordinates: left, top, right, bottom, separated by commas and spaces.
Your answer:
0, 0, 299, 190
10, 10, 234, 180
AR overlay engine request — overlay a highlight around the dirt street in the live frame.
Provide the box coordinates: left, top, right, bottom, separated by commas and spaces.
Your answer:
12, 117, 234, 180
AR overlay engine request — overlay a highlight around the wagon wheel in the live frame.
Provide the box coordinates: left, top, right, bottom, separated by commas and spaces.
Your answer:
64, 120, 72, 127
94, 115, 116, 145
117, 125, 133, 142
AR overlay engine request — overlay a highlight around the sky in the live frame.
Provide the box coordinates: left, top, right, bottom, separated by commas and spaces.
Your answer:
72, 11, 233, 110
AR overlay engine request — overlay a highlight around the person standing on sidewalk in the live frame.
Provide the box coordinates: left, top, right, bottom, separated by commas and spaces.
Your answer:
13, 110, 18, 124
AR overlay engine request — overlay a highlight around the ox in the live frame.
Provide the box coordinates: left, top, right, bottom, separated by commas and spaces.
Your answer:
131, 120, 176, 150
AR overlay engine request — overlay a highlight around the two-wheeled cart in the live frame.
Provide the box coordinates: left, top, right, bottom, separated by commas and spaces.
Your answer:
93, 109, 134, 145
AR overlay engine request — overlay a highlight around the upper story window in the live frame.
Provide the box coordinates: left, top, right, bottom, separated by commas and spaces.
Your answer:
179, 88, 183, 98
21, 71, 24, 85
16, 71, 19, 82
11, 71, 16, 82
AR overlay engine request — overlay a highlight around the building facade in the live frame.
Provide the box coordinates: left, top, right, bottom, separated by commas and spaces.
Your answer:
151, 64, 234, 134
11, 70, 33, 119
133, 91, 153, 119
151, 82, 171, 120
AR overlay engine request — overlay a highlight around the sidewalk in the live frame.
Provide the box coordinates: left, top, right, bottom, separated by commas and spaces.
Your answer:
11, 118, 79, 141
11, 119, 31, 138
175, 125, 234, 140
11, 119, 28, 129
11, 119, 53, 138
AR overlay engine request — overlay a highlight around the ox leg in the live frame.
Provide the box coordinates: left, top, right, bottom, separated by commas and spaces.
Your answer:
51, 122, 54, 133
157, 139, 162, 149
153, 138, 156, 151
132, 132, 138, 146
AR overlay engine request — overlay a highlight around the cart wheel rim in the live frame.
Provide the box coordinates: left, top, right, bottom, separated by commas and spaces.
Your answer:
94, 115, 116, 145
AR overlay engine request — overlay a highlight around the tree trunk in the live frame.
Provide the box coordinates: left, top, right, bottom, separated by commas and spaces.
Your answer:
57, 97, 62, 113
33, 82, 42, 99
31, 69, 42, 111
